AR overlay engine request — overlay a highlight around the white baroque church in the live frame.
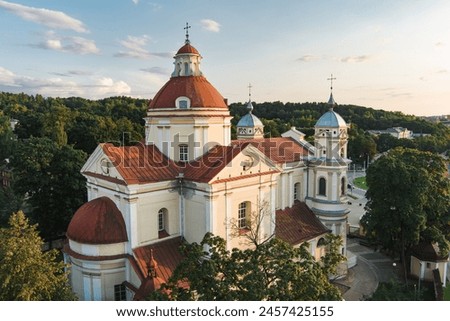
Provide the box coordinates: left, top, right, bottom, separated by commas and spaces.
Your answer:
64, 31, 351, 301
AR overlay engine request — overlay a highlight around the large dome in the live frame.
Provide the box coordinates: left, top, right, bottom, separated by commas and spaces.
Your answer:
315, 110, 347, 128
148, 39, 227, 110
148, 76, 227, 109
67, 197, 128, 245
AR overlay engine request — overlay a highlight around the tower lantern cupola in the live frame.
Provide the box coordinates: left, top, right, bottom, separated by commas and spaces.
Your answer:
236, 84, 264, 140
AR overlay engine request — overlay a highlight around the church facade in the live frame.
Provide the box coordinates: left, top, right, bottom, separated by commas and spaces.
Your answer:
64, 33, 350, 301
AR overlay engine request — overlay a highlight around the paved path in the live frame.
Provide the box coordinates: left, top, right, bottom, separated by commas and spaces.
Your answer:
339, 238, 399, 300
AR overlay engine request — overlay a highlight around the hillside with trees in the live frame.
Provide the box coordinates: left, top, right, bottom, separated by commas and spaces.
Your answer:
0, 92, 449, 239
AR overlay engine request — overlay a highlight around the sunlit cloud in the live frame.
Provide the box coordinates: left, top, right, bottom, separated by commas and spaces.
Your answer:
0, 66, 131, 98
115, 35, 171, 59
131, 0, 139, 4
340, 55, 371, 63
0, 0, 88, 33
115, 35, 151, 59
200, 19, 221, 32
32, 31, 99, 55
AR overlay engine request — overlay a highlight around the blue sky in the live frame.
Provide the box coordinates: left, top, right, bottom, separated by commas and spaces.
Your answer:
0, 0, 449, 116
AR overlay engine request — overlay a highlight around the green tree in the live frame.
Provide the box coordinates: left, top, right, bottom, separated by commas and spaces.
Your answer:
149, 233, 344, 301
361, 147, 450, 280
11, 137, 87, 239
0, 211, 76, 300
347, 132, 377, 165
0, 112, 15, 161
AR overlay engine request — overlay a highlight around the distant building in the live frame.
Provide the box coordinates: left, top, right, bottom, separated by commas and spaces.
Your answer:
367, 127, 413, 139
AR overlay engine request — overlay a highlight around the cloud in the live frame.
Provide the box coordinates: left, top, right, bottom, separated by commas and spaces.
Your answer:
0, 0, 88, 33
50, 70, 94, 77
435, 42, 444, 47
0, 66, 131, 99
140, 67, 169, 75
340, 55, 371, 63
115, 35, 172, 59
200, 19, 221, 32
91, 77, 131, 97
32, 31, 99, 55
132, 0, 139, 4
297, 55, 318, 62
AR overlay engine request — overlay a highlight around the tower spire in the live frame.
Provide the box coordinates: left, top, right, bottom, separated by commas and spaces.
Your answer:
184, 22, 191, 44
247, 83, 254, 113
327, 74, 336, 109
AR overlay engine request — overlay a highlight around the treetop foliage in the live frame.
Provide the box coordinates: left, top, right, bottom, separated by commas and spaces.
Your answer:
149, 233, 345, 301
362, 147, 450, 260
0, 211, 76, 300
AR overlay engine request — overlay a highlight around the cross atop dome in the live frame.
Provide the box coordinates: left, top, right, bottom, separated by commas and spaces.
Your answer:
184, 22, 191, 44
327, 74, 337, 109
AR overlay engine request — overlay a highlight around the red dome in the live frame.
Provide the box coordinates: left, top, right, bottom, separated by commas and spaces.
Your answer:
148, 76, 228, 109
67, 197, 128, 245
176, 43, 200, 55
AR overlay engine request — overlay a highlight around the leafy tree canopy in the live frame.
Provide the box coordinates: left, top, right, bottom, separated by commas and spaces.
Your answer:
0, 211, 76, 300
11, 137, 87, 239
149, 233, 344, 301
362, 147, 450, 278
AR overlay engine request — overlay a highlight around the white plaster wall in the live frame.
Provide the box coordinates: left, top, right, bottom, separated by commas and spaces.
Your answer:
69, 240, 127, 257
69, 257, 127, 301
184, 194, 206, 244
136, 189, 179, 247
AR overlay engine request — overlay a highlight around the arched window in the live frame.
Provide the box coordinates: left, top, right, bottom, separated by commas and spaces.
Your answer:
341, 177, 346, 196
158, 208, 167, 232
179, 144, 188, 162
238, 201, 250, 229
293, 182, 300, 201
317, 237, 326, 247
184, 62, 189, 75
176, 96, 190, 109
318, 177, 326, 196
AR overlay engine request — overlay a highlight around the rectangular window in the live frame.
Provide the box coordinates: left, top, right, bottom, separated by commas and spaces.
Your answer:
114, 284, 126, 301
178, 100, 188, 109
179, 145, 188, 162
238, 202, 247, 229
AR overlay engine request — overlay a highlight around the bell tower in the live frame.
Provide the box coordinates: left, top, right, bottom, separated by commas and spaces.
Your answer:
306, 75, 350, 256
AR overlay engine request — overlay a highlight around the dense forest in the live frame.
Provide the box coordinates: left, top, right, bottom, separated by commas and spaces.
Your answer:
0, 92, 449, 239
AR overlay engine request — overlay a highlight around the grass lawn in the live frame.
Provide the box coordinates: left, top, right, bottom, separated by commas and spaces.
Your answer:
444, 286, 450, 301
353, 177, 368, 190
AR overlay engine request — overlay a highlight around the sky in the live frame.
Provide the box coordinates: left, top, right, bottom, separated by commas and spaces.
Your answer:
0, 0, 449, 116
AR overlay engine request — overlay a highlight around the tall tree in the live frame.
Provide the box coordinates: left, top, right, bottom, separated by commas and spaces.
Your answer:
361, 147, 450, 280
149, 233, 344, 301
0, 211, 76, 300
11, 137, 87, 239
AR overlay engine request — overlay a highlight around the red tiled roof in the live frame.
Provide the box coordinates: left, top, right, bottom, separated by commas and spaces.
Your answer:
275, 201, 329, 246
100, 143, 180, 185
176, 43, 200, 55
181, 145, 243, 183
67, 196, 128, 245
231, 137, 309, 164
133, 237, 185, 285
148, 76, 227, 109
